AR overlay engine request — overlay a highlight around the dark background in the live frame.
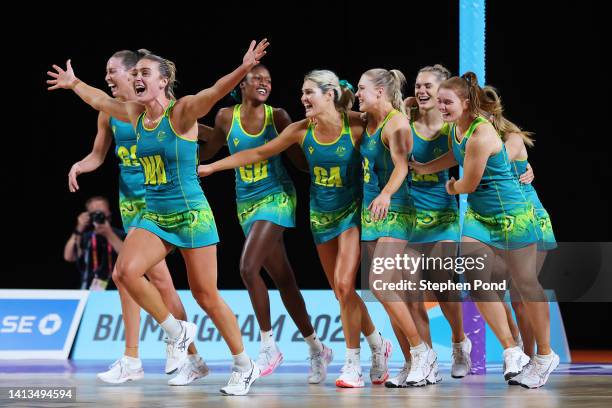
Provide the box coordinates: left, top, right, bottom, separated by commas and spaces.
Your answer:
8, 1, 610, 349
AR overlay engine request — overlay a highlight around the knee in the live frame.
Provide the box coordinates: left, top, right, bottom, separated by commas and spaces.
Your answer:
239, 260, 261, 286
191, 288, 222, 312
115, 257, 143, 284
334, 278, 355, 303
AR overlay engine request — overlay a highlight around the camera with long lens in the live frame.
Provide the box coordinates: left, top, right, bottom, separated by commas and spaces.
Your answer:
90, 211, 107, 225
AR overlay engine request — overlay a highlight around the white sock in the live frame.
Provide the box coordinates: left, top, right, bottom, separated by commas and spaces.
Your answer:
345, 348, 361, 366
260, 330, 275, 348
188, 353, 200, 363
232, 351, 252, 372
304, 332, 324, 354
366, 330, 383, 350
536, 353, 553, 361
160, 314, 182, 339
123, 355, 142, 368
411, 342, 428, 352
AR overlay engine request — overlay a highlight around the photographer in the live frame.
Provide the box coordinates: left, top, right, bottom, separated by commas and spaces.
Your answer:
63, 196, 126, 289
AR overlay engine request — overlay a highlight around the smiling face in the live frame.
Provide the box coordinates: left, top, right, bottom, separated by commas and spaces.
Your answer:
301, 79, 334, 118
131, 58, 168, 103
436, 87, 468, 122
105, 57, 132, 99
240, 66, 271, 103
355, 74, 382, 113
415, 71, 442, 111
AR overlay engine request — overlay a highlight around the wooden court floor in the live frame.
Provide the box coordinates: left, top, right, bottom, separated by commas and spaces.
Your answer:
1, 362, 611, 408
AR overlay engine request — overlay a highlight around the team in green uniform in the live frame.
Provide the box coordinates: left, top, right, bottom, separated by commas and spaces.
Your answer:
360, 110, 415, 241
409, 121, 460, 243
300, 112, 362, 244
110, 116, 147, 231
451, 117, 539, 250
135, 100, 219, 248
227, 104, 296, 235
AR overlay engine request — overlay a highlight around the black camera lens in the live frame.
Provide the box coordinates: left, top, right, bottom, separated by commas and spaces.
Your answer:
90, 211, 106, 224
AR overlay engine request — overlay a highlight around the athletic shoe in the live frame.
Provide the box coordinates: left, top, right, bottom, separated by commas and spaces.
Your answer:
370, 337, 392, 384
502, 346, 530, 381
517, 352, 560, 389
256, 343, 283, 377
336, 357, 364, 388
308, 344, 333, 384
168, 355, 210, 386
451, 337, 472, 378
164, 321, 197, 374
220, 360, 260, 396
404, 344, 437, 386
507, 370, 524, 386
385, 361, 411, 388
97, 357, 144, 384
426, 359, 442, 384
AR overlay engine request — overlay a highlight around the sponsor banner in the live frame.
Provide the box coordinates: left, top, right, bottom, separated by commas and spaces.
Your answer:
72, 290, 570, 363
0, 290, 89, 359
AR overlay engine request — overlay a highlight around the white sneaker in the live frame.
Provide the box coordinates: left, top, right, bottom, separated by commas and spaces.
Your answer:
164, 321, 197, 374
404, 344, 437, 386
517, 352, 560, 389
220, 360, 260, 396
370, 337, 392, 384
384, 361, 411, 388
503, 346, 530, 381
168, 355, 210, 386
308, 344, 333, 384
256, 343, 283, 377
336, 357, 364, 388
507, 370, 524, 386
97, 357, 144, 384
451, 337, 472, 378
426, 359, 442, 384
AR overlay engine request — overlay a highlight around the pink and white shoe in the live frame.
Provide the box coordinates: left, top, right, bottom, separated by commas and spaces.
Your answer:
308, 344, 333, 384
370, 337, 392, 384
336, 357, 364, 388
255, 343, 283, 377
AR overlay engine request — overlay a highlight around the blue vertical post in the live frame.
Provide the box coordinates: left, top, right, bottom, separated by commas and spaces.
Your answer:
459, 0, 487, 375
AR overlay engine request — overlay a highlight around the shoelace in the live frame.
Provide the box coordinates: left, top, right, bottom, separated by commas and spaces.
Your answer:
256, 346, 274, 366
107, 359, 121, 370
107, 359, 129, 377
308, 350, 325, 372
177, 360, 194, 377
163, 325, 188, 356
164, 337, 175, 357
371, 348, 385, 368
340, 359, 357, 374
533, 362, 550, 380
227, 370, 242, 386
411, 349, 428, 371
452, 345, 465, 364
